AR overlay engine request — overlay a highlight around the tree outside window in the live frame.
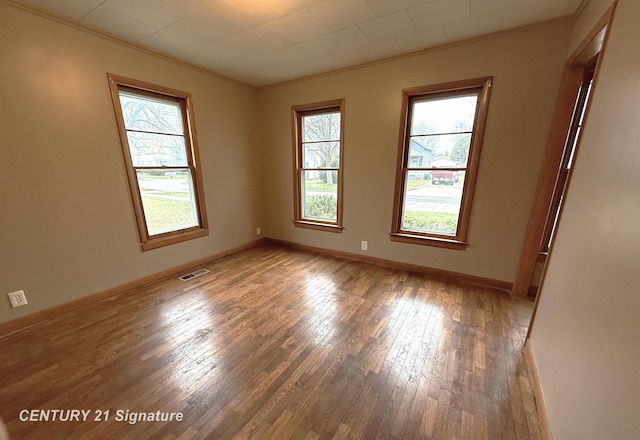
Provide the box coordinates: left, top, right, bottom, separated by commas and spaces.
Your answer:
391, 77, 493, 249
292, 99, 345, 233
108, 74, 208, 251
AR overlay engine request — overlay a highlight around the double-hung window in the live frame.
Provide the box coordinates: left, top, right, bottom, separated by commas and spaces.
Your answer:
391, 77, 492, 249
292, 99, 345, 232
108, 74, 208, 251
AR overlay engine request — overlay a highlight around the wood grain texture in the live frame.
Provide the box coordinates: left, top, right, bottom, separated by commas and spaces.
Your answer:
267, 237, 512, 291
0, 239, 265, 339
524, 341, 553, 440
0, 244, 540, 439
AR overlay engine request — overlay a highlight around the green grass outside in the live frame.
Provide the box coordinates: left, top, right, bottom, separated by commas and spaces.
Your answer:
143, 190, 190, 198
141, 196, 196, 235
407, 180, 431, 189
402, 210, 458, 234
305, 180, 337, 192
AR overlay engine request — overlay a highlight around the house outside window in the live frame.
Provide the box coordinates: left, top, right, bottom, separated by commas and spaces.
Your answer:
107, 74, 208, 251
391, 77, 492, 249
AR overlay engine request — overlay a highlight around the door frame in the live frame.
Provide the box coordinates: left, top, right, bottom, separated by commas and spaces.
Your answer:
513, 3, 617, 300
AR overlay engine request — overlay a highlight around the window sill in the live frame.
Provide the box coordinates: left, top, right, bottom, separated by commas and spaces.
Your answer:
389, 232, 467, 250
141, 228, 209, 251
294, 220, 343, 233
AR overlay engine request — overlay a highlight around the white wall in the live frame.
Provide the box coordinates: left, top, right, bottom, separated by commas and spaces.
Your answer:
258, 21, 572, 285
529, 0, 640, 438
0, 3, 262, 324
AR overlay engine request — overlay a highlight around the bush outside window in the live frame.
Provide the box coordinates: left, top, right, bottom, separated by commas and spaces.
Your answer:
391, 77, 493, 249
292, 99, 345, 233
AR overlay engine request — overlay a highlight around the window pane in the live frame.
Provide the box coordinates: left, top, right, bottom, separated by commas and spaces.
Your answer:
411, 95, 477, 135
303, 141, 340, 168
406, 170, 431, 185
136, 170, 198, 235
119, 92, 183, 134
301, 170, 338, 221
127, 132, 188, 167
402, 170, 466, 236
409, 133, 471, 167
302, 112, 340, 142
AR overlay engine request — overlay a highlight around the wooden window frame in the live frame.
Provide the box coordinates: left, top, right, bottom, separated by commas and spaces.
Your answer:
390, 77, 493, 250
291, 99, 345, 233
107, 73, 209, 251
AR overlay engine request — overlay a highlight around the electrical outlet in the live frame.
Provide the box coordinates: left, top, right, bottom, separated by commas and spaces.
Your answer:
8, 290, 28, 308
361, 241, 368, 251
256, 227, 261, 236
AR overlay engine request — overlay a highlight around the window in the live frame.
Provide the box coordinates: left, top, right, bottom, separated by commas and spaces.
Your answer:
107, 74, 208, 251
292, 99, 344, 232
391, 77, 492, 249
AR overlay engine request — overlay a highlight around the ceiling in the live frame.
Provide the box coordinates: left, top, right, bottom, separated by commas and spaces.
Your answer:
12, 0, 584, 87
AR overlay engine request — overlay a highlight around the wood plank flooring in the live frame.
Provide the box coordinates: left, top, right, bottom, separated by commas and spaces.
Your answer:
0, 244, 539, 439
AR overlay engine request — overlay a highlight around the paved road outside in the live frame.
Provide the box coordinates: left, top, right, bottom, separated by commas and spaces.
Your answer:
405, 186, 461, 213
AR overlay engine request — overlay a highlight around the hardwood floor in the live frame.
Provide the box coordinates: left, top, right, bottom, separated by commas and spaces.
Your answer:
0, 244, 539, 439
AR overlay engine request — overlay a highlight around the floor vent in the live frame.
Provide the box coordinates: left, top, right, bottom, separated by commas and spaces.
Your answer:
178, 268, 210, 281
